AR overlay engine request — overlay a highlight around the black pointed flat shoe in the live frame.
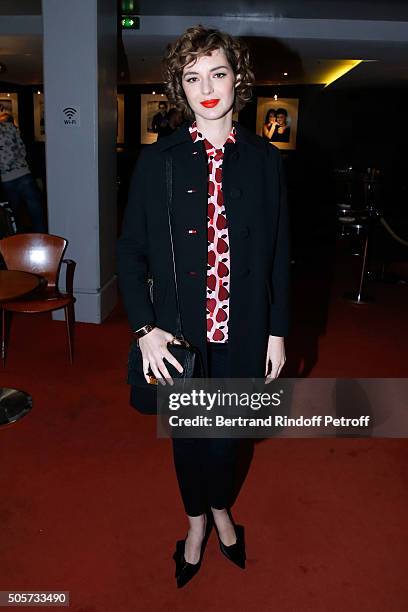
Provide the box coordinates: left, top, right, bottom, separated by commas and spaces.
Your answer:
215, 523, 246, 569
172, 512, 213, 588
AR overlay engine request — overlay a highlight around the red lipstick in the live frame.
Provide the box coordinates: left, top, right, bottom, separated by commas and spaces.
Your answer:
200, 99, 220, 108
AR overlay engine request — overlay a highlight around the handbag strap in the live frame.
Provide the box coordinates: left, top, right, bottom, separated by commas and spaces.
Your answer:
165, 154, 184, 340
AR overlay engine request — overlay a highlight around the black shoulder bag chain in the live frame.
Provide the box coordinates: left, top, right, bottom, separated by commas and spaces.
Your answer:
127, 154, 205, 414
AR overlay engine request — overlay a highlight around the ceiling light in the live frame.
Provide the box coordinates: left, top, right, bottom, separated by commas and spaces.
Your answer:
323, 60, 363, 87
283, 72, 288, 76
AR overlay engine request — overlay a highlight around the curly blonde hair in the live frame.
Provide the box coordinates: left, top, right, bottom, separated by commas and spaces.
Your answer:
162, 24, 255, 122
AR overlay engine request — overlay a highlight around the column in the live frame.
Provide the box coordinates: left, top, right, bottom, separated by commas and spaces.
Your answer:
42, 0, 117, 323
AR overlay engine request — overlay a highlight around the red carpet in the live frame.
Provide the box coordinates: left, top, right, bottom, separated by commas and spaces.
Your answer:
1, 247, 408, 611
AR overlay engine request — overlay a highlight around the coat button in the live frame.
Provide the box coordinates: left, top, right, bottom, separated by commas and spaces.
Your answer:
187, 188, 197, 193
240, 226, 250, 238
231, 151, 240, 161
188, 271, 197, 276
230, 187, 241, 199
187, 229, 198, 235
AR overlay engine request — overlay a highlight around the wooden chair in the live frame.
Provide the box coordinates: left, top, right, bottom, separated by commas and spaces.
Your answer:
0, 233, 76, 365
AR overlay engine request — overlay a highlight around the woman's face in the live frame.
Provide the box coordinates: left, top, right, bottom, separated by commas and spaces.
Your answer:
276, 113, 287, 126
267, 111, 276, 123
181, 48, 237, 123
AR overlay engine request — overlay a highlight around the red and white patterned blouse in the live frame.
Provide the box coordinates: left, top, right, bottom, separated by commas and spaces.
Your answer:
189, 120, 237, 343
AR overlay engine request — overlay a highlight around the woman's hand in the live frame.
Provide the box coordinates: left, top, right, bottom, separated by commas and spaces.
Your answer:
263, 122, 277, 139
265, 335, 286, 383
138, 327, 183, 385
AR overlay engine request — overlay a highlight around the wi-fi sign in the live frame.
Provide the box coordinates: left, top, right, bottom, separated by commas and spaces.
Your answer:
63, 107, 77, 119
62, 106, 80, 127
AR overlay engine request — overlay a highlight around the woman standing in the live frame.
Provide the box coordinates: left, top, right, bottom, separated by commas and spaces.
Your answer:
262, 108, 278, 141
117, 25, 290, 587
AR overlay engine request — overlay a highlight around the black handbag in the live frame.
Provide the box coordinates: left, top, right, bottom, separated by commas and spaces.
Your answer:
127, 155, 205, 415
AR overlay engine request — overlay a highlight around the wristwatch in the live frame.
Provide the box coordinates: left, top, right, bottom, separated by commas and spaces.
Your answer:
133, 324, 155, 340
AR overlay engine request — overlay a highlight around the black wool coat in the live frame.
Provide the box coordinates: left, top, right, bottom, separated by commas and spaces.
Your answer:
116, 121, 290, 378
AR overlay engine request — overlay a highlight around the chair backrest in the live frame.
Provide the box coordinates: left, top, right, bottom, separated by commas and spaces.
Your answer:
0, 233, 67, 289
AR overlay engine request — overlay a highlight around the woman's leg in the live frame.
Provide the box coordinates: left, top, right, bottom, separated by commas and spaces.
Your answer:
204, 436, 238, 510
172, 437, 208, 517
205, 342, 240, 545
172, 436, 209, 563
171, 341, 239, 560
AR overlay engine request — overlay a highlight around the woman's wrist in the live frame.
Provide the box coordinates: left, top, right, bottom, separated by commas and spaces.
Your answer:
133, 324, 156, 339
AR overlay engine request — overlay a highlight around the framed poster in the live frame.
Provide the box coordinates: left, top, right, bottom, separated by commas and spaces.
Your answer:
256, 97, 299, 151
0, 93, 19, 126
117, 93, 124, 144
141, 94, 174, 144
33, 92, 45, 141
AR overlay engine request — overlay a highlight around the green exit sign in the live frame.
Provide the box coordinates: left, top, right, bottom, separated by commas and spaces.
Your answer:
121, 15, 140, 29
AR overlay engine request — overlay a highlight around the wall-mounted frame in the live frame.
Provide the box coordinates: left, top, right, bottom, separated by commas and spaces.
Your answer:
33, 92, 45, 141
117, 93, 125, 144
256, 97, 299, 151
0, 92, 19, 126
140, 93, 174, 144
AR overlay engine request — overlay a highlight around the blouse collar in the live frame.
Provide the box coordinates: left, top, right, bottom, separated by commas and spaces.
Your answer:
188, 120, 236, 151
